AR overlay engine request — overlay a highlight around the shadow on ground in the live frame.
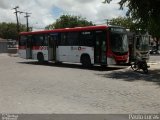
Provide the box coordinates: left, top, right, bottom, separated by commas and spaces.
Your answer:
96, 67, 160, 86
18, 61, 128, 72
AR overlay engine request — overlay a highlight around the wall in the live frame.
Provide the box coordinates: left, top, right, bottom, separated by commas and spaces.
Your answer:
0, 41, 8, 53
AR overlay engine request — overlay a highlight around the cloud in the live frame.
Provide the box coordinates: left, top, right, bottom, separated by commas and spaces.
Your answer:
0, 0, 127, 30
0, 1, 8, 9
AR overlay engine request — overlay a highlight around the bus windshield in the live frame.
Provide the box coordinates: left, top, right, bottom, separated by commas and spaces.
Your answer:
136, 36, 150, 51
110, 32, 128, 53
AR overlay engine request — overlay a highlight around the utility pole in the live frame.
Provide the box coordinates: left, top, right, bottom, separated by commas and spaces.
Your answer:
12, 6, 32, 32
13, 6, 20, 33
24, 12, 31, 31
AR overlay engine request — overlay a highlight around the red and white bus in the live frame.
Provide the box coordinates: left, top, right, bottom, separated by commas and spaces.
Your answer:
18, 25, 129, 67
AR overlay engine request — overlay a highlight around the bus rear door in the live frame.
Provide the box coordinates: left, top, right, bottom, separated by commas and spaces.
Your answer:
26, 35, 32, 59
95, 31, 107, 65
48, 33, 58, 61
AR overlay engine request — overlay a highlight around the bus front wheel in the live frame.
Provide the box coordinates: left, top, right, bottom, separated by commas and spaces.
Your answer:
81, 55, 91, 68
37, 53, 44, 63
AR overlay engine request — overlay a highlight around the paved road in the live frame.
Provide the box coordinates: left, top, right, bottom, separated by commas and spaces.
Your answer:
149, 54, 160, 63
0, 54, 160, 114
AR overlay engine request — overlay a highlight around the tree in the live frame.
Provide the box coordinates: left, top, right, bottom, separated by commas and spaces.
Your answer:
103, 0, 160, 50
103, 0, 160, 30
0, 22, 27, 40
103, 0, 160, 20
109, 17, 148, 34
109, 17, 136, 31
45, 15, 94, 29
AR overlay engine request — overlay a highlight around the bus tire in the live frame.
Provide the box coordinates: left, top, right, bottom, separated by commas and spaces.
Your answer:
81, 54, 91, 68
101, 65, 106, 68
55, 61, 62, 65
37, 53, 44, 63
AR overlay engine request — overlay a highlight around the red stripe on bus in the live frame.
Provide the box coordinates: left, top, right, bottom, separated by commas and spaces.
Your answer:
107, 50, 129, 61
32, 46, 40, 50
19, 26, 108, 35
19, 46, 26, 49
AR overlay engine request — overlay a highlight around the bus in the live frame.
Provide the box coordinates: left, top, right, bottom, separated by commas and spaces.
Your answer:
18, 25, 129, 67
128, 33, 150, 63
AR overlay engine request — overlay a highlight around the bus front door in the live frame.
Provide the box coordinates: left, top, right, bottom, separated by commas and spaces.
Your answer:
48, 34, 57, 61
95, 31, 107, 65
26, 36, 32, 59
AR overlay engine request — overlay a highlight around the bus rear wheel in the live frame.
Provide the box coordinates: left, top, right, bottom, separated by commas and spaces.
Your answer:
81, 55, 91, 68
37, 53, 44, 63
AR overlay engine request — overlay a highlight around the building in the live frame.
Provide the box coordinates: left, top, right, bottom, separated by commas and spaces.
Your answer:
0, 38, 8, 53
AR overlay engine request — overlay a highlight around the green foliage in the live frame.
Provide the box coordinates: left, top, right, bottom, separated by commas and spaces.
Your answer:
109, 17, 149, 34
109, 17, 136, 31
103, 0, 160, 38
0, 22, 27, 39
45, 24, 55, 30
119, 0, 160, 37
45, 15, 94, 30
148, 18, 160, 38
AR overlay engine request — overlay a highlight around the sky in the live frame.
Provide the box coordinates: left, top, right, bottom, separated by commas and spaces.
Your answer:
0, 0, 127, 30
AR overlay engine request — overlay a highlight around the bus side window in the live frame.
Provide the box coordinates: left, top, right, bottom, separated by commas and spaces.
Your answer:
66, 32, 79, 46
34, 35, 44, 46
19, 35, 27, 46
44, 35, 48, 46
60, 33, 67, 45
80, 31, 94, 46
27, 35, 33, 47
49, 35, 54, 47
48, 36, 51, 47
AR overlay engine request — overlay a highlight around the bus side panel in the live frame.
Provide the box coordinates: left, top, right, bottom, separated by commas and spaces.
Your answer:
18, 49, 27, 59
56, 46, 69, 62
56, 46, 94, 64
68, 46, 94, 63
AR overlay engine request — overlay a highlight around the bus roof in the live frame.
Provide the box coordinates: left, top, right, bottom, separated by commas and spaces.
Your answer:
20, 25, 109, 35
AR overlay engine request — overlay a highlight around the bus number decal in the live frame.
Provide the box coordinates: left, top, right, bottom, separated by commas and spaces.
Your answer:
39, 46, 47, 50
33, 46, 47, 50
71, 47, 86, 51
71, 46, 78, 50
78, 47, 86, 51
